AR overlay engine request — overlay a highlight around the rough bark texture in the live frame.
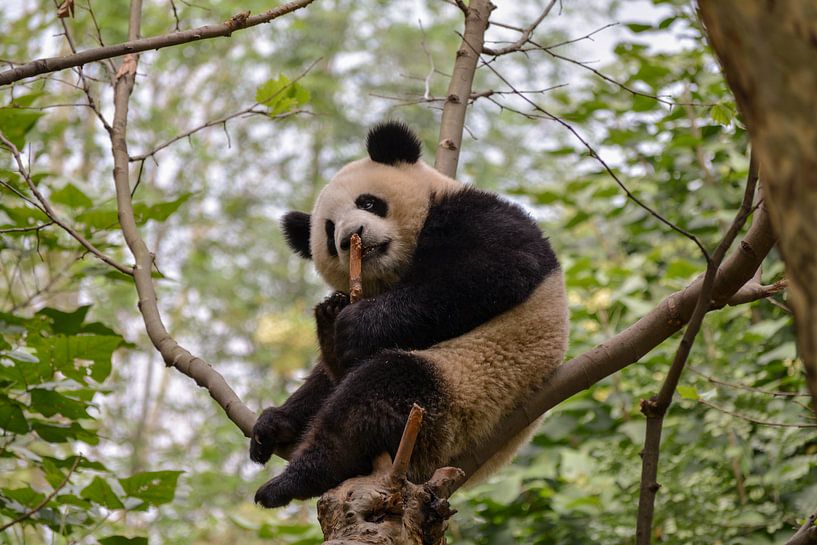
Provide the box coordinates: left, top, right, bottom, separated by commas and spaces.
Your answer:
317, 407, 463, 545
698, 1, 817, 409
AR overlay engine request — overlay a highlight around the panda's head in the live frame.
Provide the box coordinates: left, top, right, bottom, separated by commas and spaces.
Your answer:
282, 121, 462, 295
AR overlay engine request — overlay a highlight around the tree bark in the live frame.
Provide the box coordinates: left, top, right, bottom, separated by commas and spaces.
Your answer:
698, 1, 817, 411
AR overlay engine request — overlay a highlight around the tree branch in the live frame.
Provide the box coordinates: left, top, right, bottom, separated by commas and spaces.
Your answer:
787, 509, 817, 545
481, 0, 557, 56
0, 0, 316, 86
108, 0, 256, 437
434, 0, 494, 177
450, 160, 776, 486
635, 154, 759, 544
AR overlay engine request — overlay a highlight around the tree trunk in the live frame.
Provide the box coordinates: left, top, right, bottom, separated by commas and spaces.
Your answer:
698, 1, 817, 410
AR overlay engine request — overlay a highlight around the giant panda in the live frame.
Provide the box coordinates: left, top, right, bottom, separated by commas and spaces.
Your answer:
250, 121, 568, 508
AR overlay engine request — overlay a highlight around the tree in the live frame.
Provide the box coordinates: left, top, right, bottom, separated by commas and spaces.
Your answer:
1, 0, 814, 543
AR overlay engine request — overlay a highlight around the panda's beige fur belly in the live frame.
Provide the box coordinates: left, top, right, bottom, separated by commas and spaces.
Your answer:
414, 269, 568, 481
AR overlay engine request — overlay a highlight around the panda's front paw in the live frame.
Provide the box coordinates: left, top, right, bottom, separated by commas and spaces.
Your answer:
315, 291, 349, 341
334, 301, 378, 366
249, 407, 297, 465
254, 474, 295, 509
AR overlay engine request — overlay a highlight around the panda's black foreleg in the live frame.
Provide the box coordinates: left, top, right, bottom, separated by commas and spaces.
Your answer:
314, 291, 350, 382
254, 351, 447, 508
250, 362, 335, 465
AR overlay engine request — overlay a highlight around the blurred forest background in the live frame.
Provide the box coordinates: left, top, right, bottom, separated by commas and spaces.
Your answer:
0, 0, 813, 544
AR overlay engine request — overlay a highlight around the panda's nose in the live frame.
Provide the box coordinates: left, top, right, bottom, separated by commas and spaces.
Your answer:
339, 226, 364, 252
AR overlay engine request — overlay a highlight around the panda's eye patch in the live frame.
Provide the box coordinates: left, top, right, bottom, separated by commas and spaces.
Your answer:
325, 220, 338, 257
355, 194, 388, 217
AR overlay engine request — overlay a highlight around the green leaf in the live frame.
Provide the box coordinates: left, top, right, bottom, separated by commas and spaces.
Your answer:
677, 385, 699, 400
133, 193, 192, 223
98, 537, 148, 545
119, 471, 182, 506
0, 395, 29, 433
31, 421, 99, 444
710, 103, 734, 127
50, 183, 93, 209
75, 205, 119, 229
81, 477, 125, 509
32, 333, 122, 383
625, 23, 653, 33
30, 389, 90, 419
2, 486, 45, 507
36, 306, 91, 334
0, 98, 44, 148
256, 74, 310, 115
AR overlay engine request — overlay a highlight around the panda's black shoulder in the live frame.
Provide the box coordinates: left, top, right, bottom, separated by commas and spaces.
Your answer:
414, 186, 558, 272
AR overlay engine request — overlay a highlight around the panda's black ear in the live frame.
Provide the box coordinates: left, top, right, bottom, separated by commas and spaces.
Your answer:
281, 211, 312, 259
366, 121, 421, 165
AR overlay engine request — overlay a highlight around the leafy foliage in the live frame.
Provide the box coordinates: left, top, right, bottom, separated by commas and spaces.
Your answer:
0, 304, 173, 543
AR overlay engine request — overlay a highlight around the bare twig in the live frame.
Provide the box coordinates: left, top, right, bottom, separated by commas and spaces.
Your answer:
727, 278, 787, 305
434, 0, 494, 177
0, 132, 133, 275
0, 222, 54, 234
169, 0, 181, 31
687, 365, 809, 398
0, 455, 81, 532
390, 404, 425, 482
108, 0, 256, 437
52, 0, 113, 133
635, 153, 759, 545
129, 57, 318, 162
482, 0, 557, 56
697, 399, 817, 428
129, 107, 296, 162
0, 0, 316, 86
349, 233, 363, 303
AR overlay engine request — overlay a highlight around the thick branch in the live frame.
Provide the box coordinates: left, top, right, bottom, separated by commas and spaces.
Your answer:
636, 154, 758, 545
0, 0, 315, 86
450, 177, 776, 484
434, 0, 493, 177
698, 0, 817, 412
109, 0, 255, 437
